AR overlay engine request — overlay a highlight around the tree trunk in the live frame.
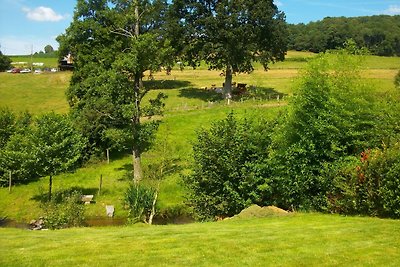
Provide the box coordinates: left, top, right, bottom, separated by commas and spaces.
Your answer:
224, 66, 233, 105
134, 1, 140, 37
48, 175, 53, 201
133, 148, 143, 183
148, 190, 158, 225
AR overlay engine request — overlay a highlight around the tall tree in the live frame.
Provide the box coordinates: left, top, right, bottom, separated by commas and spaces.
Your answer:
58, 0, 170, 182
32, 113, 86, 200
44, 45, 54, 54
0, 51, 12, 72
171, 0, 287, 101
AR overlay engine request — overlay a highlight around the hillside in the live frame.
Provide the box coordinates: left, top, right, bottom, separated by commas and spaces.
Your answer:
288, 15, 400, 56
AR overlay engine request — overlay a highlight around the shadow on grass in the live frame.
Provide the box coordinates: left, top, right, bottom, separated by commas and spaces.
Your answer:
31, 187, 99, 204
144, 80, 191, 90
179, 87, 223, 102
240, 87, 287, 101
115, 164, 133, 181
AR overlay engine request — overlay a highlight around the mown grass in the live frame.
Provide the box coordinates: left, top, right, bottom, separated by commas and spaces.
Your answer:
9, 55, 58, 69
0, 51, 399, 221
1, 213, 400, 266
0, 72, 70, 114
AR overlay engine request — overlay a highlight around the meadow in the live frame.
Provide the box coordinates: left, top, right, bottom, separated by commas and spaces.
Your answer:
1, 51, 399, 265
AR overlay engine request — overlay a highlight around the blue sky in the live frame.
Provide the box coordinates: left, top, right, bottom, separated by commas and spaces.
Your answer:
0, 0, 399, 55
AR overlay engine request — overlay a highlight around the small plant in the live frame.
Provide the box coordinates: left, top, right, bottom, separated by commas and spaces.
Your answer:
42, 190, 85, 230
124, 183, 155, 224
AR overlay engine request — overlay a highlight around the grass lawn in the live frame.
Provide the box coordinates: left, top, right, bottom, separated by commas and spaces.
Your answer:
1, 213, 399, 266
0, 72, 70, 114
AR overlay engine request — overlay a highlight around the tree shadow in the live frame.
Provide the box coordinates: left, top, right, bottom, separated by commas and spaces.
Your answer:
31, 187, 99, 204
240, 86, 287, 101
144, 80, 192, 90
115, 164, 133, 181
179, 88, 223, 102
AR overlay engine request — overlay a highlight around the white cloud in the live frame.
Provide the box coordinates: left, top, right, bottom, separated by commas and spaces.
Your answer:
22, 6, 68, 22
275, 1, 283, 7
384, 5, 400, 15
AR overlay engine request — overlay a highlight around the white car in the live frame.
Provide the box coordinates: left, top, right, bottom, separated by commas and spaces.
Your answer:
50, 68, 58, 72
34, 69, 42, 74
20, 68, 31, 73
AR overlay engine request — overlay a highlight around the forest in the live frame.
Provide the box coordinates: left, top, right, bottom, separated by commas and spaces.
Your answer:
288, 15, 400, 56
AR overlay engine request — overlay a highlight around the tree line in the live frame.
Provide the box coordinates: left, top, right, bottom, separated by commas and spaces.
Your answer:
287, 15, 400, 56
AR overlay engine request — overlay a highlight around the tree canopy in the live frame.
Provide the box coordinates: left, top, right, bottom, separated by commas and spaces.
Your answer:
170, 0, 287, 100
57, 0, 170, 182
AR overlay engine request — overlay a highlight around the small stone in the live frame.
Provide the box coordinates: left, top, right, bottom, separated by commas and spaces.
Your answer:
106, 205, 115, 217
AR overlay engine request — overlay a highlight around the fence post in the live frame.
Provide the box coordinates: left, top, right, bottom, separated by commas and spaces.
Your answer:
99, 174, 103, 195
8, 171, 12, 193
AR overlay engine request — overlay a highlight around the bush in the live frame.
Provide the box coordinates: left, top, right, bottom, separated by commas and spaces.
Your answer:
0, 51, 11, 72
184, 113, 273, 220
43, 190, 85, 230
125, 183, 156, 223
269, 51, 381, 210
327, 144, 400, 218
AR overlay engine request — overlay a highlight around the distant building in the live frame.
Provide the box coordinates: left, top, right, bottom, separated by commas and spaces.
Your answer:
59, 54, 74, 71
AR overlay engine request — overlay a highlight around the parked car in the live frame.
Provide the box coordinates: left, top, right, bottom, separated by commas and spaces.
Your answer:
50, 68, 58, 72
34, 69, 42, 74
9, 68, 21, 73
20, 68, 31, 73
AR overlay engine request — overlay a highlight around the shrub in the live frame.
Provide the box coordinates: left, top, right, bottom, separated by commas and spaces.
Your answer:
327, 144, 400, 218
184, 113, 273, 220
42, 190, 85, 230
0, 51, 11, 72
269, 51, 380, 210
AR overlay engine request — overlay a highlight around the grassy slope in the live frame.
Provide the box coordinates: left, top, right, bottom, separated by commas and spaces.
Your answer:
0, 52, 399, 221
1, 214, 400, 266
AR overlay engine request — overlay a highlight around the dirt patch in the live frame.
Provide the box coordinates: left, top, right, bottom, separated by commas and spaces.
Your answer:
229, 205, 291, 220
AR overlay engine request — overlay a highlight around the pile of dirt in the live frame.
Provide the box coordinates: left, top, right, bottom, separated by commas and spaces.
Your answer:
230, 205, 291, 220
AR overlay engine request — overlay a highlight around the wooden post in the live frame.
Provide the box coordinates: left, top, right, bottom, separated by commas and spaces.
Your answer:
106, 148, 110, 164
8, 171, 12, 193
99, 174, 103, 195
48, 175, 53, 201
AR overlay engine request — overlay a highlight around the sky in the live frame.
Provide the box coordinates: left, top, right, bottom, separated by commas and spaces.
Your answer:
0, 0, 399, 55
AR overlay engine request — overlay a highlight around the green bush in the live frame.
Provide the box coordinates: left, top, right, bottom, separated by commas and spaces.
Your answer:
269, 51, 380, 210
327, 144, 400, 218
185, 113, 273, 220
125, 183, 155, 223
0, 51, 12, 72
43, 190, 85, 230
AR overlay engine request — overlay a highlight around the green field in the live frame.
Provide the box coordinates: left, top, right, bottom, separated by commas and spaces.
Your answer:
9, 55, 59, 69
1, 214, 400, 266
